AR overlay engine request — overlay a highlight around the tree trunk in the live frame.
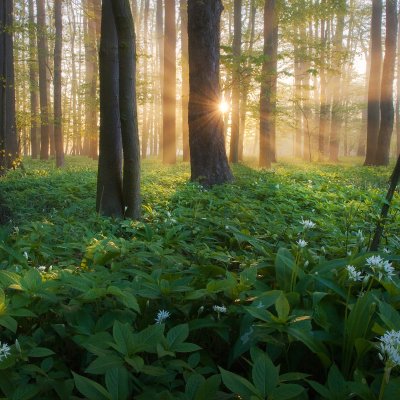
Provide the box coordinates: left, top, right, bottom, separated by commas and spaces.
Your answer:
141, 0, 150, 158
397, 10, 400, 156
28, 0, 39, 159
364, 0, 383, 165
375, 0, 398, 165
96, 0, 123, 217
54, 0, 64, 167
163, 0, 176, 164
180, 0, 190, 162
155, 0, 163, 156
112, 0, 141, 219
36, 0, 50, 160
188, 0, 232, 186
0, 0, 18, 174
259, 0, 277, 168
229, 0, 241, 164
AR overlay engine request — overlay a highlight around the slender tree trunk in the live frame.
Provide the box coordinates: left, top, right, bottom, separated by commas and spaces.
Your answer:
259, 0, 277, 168
112, 0, 141, 219
96, 0, 123, 217
180, 0, 190, 161
229, 0, 241, 163
28, 0, 39, 159
364, 0, 383, 165
163, 0, 176, 164
37, 0, 50, 160
375, 0, 398, 165
141, 0, 150, 158
188, 0, 232, 186
54, 0, 64, 167
156, 0, 163, 156
397, 10, 400, 156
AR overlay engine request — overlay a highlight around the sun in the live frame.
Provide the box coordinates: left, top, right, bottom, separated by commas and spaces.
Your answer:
219, 100, 229, 113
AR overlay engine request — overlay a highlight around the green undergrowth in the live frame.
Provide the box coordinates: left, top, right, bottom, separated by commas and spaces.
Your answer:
0, 157, 399, 399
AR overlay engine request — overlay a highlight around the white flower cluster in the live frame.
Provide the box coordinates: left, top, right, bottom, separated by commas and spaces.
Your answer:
297, 239, 308, 248
346, 255, 395, 283
213, 305, 227, 314
378, 330, 400, 368
346, 265, 363, 282
300, 218, 316, 230
0, 342, 11, 362
155, 309, 170, 324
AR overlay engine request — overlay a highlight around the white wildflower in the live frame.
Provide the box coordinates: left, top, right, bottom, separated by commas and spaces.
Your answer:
275, 184, 280, 189
304, 260, 309, 267
15, 266, 20, 273
0, 342, 11, 361
378, 330, 400, 368
37, 266, 46, 273
155, 309, 170, 324
213, 305, 227, 314
365, 255, 395, 281
300, 218, 316, 230
355, 230, 364, 241
13, 226, 19, 235
23, 251, 28, 260
347, 251, 352, 256
346, 265, 364, 282
383, 248, 391, 254
297, 239, 308, 248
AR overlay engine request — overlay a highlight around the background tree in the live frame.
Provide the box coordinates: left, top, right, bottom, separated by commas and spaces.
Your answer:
188, 0, 232, 186
259, 0, 278, 168
364, 0, 383, 165
163, 0, 176, 164
375, 0, 398, 165
0, 0, 18, 174
54, 0, 64, 167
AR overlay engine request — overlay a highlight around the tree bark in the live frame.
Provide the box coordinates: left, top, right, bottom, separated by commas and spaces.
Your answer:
163, 0, 176, 164
28, 0, 39, 159
364, 0, 383, 165
180, 0, 190, 161
36, 0, 50, 160
188, 0, 232, 186
0, 0, 18, 174
259, 0, 278, 168
112, 0, 141, 219
96, 0, 124, 217
375, 0, 398, 165
229, 0, 241, 164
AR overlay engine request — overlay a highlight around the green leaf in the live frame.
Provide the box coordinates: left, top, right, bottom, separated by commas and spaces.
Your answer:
174, 342, 201, 353
105, 367, 130, 400
73, 372, 112, 400
167, 323, 189, 349
219, 367, 261, 398
252, 351, 279, 397
195, 374, 221, 400
86, 355, 124, 375
113, 321, 134, 356
27, 347, 55, 357
270, 384, 305, 400
132, 324, 164, 353
0, 316, 17, 333
185, 374, 205, 399
20, 269, 42, 292
275, 248, 296, 291
10, 384, 39, 400
275, 293, 290, 321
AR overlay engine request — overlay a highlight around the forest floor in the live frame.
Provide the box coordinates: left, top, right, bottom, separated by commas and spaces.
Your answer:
0, 157, 399, 399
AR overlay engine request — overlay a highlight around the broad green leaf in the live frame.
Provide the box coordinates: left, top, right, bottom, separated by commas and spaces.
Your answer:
275, 248, 296, 291
105, 367, 130, 400
9, 384, 39, 400
275, 293, 290, 321
270, 384, 305, 400
85, 355, 124, 375
113, 321, 134, 356
219, 367, 261, 399
72, 372, 111, 400
20, 269, 42, 292
27, 347, 55, 357
0, 316, 17, 333
195, 374, 221, 400
185, 374, 205, 399
252, 351, 279, 397
167, 323, 189, 349
132, 324, 164, 353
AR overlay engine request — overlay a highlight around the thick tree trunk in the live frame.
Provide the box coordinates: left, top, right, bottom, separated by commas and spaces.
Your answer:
36, 0, 50, 160
259, 0, 277, 168
112, 0, 141, 219
96, 0, 123, 217
54, 0, 64, 167
180, 0, 190, 162
375, 0, 398, 165
229, 0, 241, 164
0, 0, 18, 174
163, 0, 176, 164
28, 0, 39, 159
364, 0, 383, 165
188, 0, 232, 186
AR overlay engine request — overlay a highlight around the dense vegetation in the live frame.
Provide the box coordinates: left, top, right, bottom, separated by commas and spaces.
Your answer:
0, 158, 399, 399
